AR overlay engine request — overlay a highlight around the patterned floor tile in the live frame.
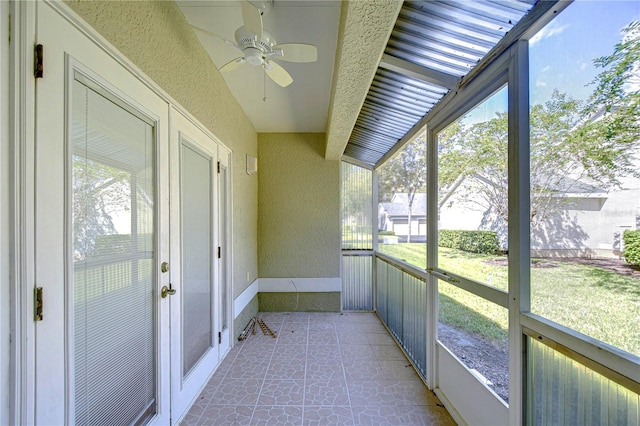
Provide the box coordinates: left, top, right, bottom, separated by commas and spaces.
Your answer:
265, 357, 306, 380
251, 406, 303, 425
308, 331, 338, 345
179, 410, 202, 425
347, 380, 397, 406
303, 406, 354, 425
366, 332, 396, 345
275, 329, 308, 345
198, 405, 254, 425
269, 344, 307, 361
341, 344, 377, 359
305, 378, 350, 406
184, 313, 455, 426
372, 344, 407, 360
258, 379, 305, 405
388, 379, 440, 406
306, 344, 341, 358
338, 335, 370, 346
377, 359, 420, 380
210, 378, 262, 405
351, 405, 455, 426
225, 359, 270, 380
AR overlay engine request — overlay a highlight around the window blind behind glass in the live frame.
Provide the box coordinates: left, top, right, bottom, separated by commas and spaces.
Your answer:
72, 78, 156, 426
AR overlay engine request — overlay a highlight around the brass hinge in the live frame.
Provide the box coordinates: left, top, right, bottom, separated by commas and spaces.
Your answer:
218, 331, 222, 345
217, 246, 221, 259
34, 44, 43, 79
34, 287, 43, 321
217, 161, 221, 174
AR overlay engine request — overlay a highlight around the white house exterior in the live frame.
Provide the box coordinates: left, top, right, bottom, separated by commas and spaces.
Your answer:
437, 172, 640, 258
379, 193, 427, 242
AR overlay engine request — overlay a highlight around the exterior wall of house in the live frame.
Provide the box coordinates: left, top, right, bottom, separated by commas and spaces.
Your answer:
258, 133, 340, 310
63, 1, 260, 326
440, 176, 640, 258
532, 189, 640, 258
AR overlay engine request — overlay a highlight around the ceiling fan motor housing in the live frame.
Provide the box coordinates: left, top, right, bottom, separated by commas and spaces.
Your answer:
235, 26, 277, 66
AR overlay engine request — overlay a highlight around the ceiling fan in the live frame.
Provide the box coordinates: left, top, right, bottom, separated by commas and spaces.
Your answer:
192, 0, 318, 88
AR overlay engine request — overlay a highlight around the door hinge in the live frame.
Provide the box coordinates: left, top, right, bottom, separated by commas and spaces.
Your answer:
218, 246, 221, 259
34, 44, 43, 79
217, 161, 221, 174
218, 331, 222, 345
34, 287, 43, 321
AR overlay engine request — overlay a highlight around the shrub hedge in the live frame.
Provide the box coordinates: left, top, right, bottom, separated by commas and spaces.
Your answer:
439, 230, 500, 254
623, 230, 640, 266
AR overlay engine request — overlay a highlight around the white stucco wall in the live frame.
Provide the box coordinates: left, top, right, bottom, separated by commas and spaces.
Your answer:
64, 0, 259, 297
258, 133, 340, 278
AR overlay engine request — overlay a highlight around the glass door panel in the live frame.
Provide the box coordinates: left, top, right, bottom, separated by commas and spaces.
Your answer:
181, 144, 213, 377
72, 76, 157, 425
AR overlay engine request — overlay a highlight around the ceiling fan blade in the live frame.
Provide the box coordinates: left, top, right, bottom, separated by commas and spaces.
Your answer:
220, 57, 246, 73
264, 61, 293, 87
190, 25, 242, 52
273, 43, 318, 63
241, 1, 263, 41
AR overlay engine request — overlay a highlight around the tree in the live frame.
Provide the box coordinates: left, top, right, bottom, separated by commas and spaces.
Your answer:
437, 21, 640, 243
73, 157, 132, 261
378, 132, 426, 243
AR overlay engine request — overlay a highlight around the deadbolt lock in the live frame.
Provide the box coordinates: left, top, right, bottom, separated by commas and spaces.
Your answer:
161, 262, 169, 273
161, 285, 176, 298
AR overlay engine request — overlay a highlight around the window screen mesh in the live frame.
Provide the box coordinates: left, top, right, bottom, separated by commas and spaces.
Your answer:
341, 162, 373, 250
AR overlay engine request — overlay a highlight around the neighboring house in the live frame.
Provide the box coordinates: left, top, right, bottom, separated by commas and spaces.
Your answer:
379, 193, 427, 242
438, 172, 640, 258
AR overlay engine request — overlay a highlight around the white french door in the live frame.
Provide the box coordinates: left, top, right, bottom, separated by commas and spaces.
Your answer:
34, 3, 170, 425
33, 3, 233, 424
169, 109, 231, 419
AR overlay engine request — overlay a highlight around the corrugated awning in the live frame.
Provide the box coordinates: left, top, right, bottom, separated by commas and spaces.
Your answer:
344, 0, 536, 167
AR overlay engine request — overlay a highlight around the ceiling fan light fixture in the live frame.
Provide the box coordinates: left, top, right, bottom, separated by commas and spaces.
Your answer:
245, 47, 263, 66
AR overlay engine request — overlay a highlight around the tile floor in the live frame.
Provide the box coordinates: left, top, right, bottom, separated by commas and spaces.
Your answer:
180, 312, 455, 425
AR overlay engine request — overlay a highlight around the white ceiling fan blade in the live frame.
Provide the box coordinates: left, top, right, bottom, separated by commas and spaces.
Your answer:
220, 57, 246, 73
273, 43, 318, 63
190, 25, 242, 53
241, 1, 263, 41
264, 61, 293, 87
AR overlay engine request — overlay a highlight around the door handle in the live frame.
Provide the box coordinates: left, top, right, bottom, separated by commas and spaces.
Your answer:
161, 285, 176, 298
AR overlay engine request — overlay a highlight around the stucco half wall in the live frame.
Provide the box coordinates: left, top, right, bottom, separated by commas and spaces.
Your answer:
258, 133, 341, 310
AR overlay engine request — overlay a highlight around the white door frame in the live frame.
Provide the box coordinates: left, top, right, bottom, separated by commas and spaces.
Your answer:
33, 2, 172, 423
10, 1, 235, 423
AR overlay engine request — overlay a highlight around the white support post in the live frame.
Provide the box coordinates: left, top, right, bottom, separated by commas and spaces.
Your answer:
372, 168, 379, 311
425, 125, 438, 388
507, 40, 531, 426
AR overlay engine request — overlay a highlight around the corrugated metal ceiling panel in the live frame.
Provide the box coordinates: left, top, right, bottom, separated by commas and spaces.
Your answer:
344, 0, 536, 166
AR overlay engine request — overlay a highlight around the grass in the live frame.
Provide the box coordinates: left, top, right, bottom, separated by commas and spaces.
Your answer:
379, 243, 640, 355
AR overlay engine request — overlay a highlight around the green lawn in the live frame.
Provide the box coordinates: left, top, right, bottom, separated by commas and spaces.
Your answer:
379, 243, 640, 355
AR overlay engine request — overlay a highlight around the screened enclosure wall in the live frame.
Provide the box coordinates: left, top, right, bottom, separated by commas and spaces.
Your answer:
341, 161, 374, 311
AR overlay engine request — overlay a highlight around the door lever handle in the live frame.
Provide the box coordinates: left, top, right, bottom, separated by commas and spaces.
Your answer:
161, 285, 176, 298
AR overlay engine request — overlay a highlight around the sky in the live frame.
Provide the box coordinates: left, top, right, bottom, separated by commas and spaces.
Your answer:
458, 0, 640, 127
529, 0, 640, 106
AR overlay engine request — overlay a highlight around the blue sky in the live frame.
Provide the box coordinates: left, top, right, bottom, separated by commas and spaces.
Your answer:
529, 0, 640, 105
458, 0, 640, 126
